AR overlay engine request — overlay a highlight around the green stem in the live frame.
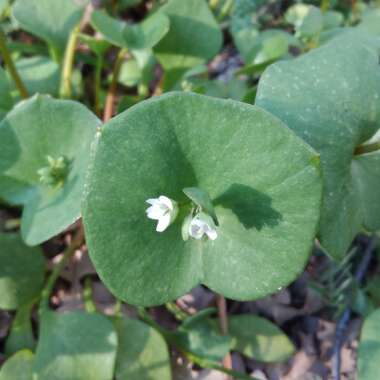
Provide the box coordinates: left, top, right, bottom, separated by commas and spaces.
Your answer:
354, 141, 380, 156
103, 48, 127, 122
0, 27, 28, 99
165, 302, 188, 321
59, 24, 81, 99
39, 228, 84, 314
83, 277, 97, 313
217, 0, 234, 22
94, 55, 103, 117
138, 307, 258, 380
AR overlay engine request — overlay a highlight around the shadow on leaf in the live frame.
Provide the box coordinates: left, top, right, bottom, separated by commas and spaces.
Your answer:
214, 183, 283, 230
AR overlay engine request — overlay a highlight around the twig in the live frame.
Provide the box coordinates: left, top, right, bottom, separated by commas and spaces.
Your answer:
39, 226, 84, 314
103, 48, 127, 122
0, 26, 28, 99
332, 235, 378, 380
217, 294, 233, 378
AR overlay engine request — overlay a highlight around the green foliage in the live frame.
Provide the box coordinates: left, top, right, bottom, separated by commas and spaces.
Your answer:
0, 233, 45, 310
0, 350, 34, 380
12, 0, 86, 58
0, 66, 12, 120
91, 10, 169, 50
5, 304, 35, 355
83, 92, 322, 306
358, 308, 380, 380
13, 56, 60, 96
0, 95, 99, 245
154, 0, 223, 71
256, 32, 380, 259
229, 315, 295, 362
33, 311, 118, 380
113, 316, 171, 380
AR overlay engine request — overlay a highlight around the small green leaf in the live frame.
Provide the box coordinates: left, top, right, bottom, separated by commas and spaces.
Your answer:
78, 33, 110, 56
0, 95, 99, 245
12, 0, 86, 57
33, 311, 118, 380
154, 0, 223, 70
0, 350, 34, 380
256, 32, 380, 259
0, 233, 45, 310
91, 10, 169, 50
83, 92, 322, 306
172, 310, 231, 362
285, 4, 323, 39
183, 187, 218, 225
229, 315, 295, 362
0, 66, 13, 120
358, 308, 380, 380
12, 56, 60, 96
113, 317, 171, 380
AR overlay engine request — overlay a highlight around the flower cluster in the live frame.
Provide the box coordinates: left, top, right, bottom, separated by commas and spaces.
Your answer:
146, 195, 217, 241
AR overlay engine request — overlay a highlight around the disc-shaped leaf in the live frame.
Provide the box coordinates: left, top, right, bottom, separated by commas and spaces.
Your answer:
12, 0, 85, 56
113, 317, 171, 380
13, 56, 60, 96
256, 33, 380, 259
0, 233, 45, 310
0, 95, 99, 245
33, 311, 117, 380
0, 66, 12, 120
91, 10, 169, 50
358, 308, 380, 380
154, 0, 223, 70
83, 92, 322, 306
0, 350, 34, 380
228, 315, 295, 362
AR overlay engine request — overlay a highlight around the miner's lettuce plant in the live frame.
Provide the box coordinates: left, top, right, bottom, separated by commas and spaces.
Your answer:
0, 0, 380, 378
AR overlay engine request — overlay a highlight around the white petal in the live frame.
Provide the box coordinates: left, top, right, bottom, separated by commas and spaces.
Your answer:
158, 195, 173, 211
206, 228, 217, 241
156, 213, 171, 232
146, 198, 159, 205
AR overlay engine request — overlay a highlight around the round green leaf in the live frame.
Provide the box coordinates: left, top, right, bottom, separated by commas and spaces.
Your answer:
83, 92, 322, 306
12, 0, 85, 56
113, 317, 171, 380
154, 0, 223, 70
0, 95, 99, 245
0, 350, 34, 380
13, 56, 60, 96
33, 311, 118, 380
358, 308, 380, 380
256, 32, 380, 259
0, 66, 13, 121
91, 10, 169, 50
0, 233, 45, 310
229, 315, 295, 362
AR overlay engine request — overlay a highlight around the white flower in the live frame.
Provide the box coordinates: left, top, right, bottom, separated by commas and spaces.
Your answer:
146, 196, 178, 232
188, 212, 217, 241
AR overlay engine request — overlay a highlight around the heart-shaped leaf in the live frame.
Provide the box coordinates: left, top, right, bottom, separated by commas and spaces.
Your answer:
256, 32, 380, 259
285, 4, 323, 39
0, 66, 12, 120
13, 56, 60, 96
0, 350, 34, 380
0, 95, 99, 245
154, 0, 222, 71
12, 0, 86, 58
228, 315, 295, 362
0, 233, 45, 310
83, 92, 322, 306
358, 308, 380, 380
91, 10, 169, 51
33, 311, 118, 380
113, 317, 171, 380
